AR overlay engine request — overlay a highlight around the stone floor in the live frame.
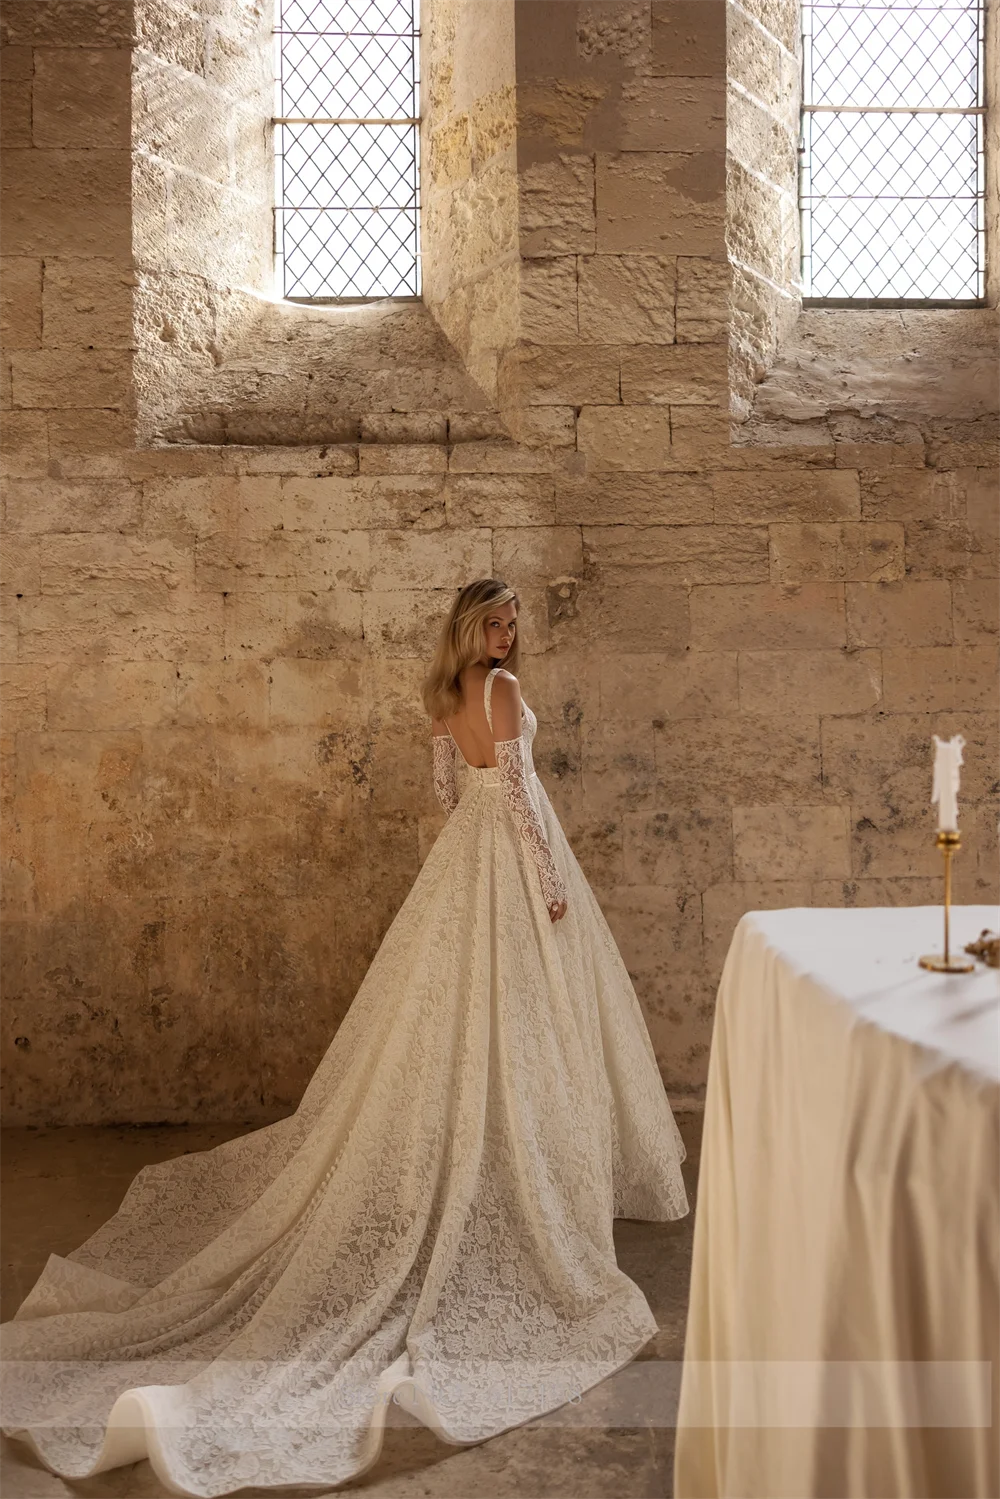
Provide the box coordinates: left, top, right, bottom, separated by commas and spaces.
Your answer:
1, 1112, 702, 1499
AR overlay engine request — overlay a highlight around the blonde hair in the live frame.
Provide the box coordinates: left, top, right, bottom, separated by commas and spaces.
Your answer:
422, 578, 521, 720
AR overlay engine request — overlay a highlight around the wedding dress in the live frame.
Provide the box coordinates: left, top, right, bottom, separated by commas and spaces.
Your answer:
1, 665, 689, 1498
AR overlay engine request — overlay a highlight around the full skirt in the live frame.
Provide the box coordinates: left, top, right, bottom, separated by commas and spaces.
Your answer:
1, 770, 688, 1497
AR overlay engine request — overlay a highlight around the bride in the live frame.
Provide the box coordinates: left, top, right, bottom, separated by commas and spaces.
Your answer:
1, 577, 689, 1498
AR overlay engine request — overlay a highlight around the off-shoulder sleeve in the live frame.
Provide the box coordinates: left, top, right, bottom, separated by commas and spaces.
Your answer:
432, 734, 460, 815
494, 736, 568, 909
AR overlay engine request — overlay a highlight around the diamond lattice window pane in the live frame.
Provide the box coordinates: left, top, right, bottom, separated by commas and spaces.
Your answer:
800, 1, 985, 303
806, 111, 980, 201
280, 34, 417, 120
275, 0, 420, 300
808, 1, 981, 110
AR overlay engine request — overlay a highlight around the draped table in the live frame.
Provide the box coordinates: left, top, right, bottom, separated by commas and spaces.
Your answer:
674, 906, 1000, 1499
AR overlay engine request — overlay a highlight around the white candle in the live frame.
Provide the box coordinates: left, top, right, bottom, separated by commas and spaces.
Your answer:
931, 734, 965, 833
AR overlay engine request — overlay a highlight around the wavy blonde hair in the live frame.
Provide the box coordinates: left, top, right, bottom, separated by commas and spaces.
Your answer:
421, 578, 521, 720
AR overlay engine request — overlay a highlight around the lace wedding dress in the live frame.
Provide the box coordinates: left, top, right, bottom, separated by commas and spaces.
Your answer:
1, 666, 689, 1498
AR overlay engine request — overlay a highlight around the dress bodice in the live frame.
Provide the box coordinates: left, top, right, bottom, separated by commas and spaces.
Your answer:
447, 667, 539, 784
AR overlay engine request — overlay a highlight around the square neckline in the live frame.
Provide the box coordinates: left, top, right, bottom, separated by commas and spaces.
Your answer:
444, 666, 525, 770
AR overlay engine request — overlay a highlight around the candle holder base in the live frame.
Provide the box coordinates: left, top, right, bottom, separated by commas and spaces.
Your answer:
919, 828, 975, 975
918, 952, 976, 974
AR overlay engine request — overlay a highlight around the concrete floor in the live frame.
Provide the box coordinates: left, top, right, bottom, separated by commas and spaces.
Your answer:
1, 1112, 702, 1499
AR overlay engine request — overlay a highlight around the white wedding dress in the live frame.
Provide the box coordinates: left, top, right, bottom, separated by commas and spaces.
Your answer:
1, 666, 689, 1498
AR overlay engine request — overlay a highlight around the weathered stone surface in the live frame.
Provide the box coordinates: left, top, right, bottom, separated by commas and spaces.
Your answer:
1, 148, 131, 257
0, 257, 42, 348
881, 645, 999, 714
846, 580, 953, 647
712, 470, 860, 524
197, 532, 371, 593
10, 349, 132, 409
3, 479, 141, 534
1, 662, 47, 733
738, 647, 882, 716
32, 47, 130, 147
0, 410, 48, 479
618, 76, 725, 153
360, 412, 448, 446
47, 661, 179, 730
624, 808, 733, 890
578, 255, 676, 344
597, 151, 725, 255
849, 803, 944, 882
769, 523, 905, 584
584, 524, 769, 584
691, 582, 846, 649
670, 407, 836, 471
577, 406, 673, 469
570, 578, 690, 653
621, 345, 728, 405
498, 345, 619, 406
445, 474, 556, 528
810, 876, 944, 909
280, 476, 445, 533
820, 712, 934, 806
654, 713, 822, 804
725, 159, 796, 288
369, 528, 492, 590
953, 579, 1000, 644
519, 257, 579, 343
676, 256, 729, 343
18, 590, 225, 663
357, 445, 448, 477
599, 652, 738, 720
519, 154, 596, 255
492, 525, 584, 585
0, 77, 31, 146
42, 257, 134, 349
651, 0, 726, 75
734, 804, 850, 881
224, 589, 363, 659
727, 85, 796, 190
39, 534, 193, 595
555, 471, 711, 524
0, 533, 40, 596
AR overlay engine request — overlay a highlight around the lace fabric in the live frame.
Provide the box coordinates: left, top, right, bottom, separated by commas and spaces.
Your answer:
0, 667, 690, 1498
432, 733, 460, 815
494, 735, 566, 908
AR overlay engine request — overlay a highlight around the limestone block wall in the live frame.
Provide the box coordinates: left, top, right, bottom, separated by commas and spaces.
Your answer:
421, 0, 520, 399
1, 0, 998, 1125
726, 0, 800, 416
133, 0, 273, 443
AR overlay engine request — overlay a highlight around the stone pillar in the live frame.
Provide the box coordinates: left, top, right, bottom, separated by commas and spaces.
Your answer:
1, 0, 135, 466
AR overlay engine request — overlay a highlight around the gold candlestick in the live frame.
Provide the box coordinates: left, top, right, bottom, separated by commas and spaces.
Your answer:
919, 830, 975, 973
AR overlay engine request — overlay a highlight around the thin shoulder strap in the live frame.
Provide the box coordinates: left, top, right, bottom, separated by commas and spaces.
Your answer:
483, 666, 501, 734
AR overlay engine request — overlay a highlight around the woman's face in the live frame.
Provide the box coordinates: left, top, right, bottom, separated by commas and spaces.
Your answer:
482, 601, 517, 662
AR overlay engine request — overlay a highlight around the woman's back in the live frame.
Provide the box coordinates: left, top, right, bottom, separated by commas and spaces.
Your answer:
440, 666, 520, 769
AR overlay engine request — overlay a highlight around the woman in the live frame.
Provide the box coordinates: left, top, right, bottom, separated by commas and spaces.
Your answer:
1, 578, 688, 1498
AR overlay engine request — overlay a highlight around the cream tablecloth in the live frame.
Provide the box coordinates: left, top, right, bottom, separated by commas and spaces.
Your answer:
675, 906, 1000, 1499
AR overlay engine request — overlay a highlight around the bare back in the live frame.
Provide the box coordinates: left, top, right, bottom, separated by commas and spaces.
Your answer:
435, 665, 519, 769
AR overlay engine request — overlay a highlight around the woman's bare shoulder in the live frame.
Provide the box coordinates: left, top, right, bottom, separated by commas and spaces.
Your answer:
490, 669, 520, 696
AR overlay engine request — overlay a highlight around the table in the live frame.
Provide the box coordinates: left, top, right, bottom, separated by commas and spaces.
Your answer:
674, 906, 1000, 1499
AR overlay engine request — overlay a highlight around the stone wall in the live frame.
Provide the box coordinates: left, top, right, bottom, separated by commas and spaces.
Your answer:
1, 0, 998, 1125
726, 0, 800, 417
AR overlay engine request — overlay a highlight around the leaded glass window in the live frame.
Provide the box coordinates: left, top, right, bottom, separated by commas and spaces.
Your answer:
274, 0, 420, 301
800, 1, 986, 303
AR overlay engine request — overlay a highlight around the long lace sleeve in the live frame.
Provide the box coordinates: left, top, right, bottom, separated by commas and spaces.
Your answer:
432, 734, 460, 815
494, 736, 568, 909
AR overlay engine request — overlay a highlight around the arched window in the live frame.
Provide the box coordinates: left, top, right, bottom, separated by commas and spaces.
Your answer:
800, 0, 986, 304
274, 0, 420, 301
